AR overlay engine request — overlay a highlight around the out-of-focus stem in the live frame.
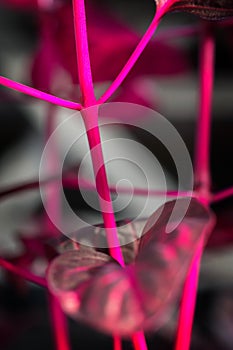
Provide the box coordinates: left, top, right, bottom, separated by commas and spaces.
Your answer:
44, 104, 60, 235
132, 331, 148, 350
48, 293, 71, 350
212, 186, 233, 203
175, 22, 215, 350
194, 22, 215, 201
113, 335, 122, 350
0, 257, 47, 287
0, 175, 194, 200
175, 239, 204, 350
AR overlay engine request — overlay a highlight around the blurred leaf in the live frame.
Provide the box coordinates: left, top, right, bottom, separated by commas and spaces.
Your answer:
47, 197, 215, 336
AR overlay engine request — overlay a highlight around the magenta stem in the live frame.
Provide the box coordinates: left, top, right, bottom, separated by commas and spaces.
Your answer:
131, 331, 148, 350
0, 257, 47, 287
64, 180, 193, 199
82, 110, 125, 265
72, 0, 124, 265
48, 293, 71, 350
98, 2, 173, 104
44, 113, 70, 350
0, 175, 193, 200
72, 0, 96, 107
113, 335, 122, 350
212, 187, 233, 203
72, 2, 148, 347
194, 23, 215, 200
175, 239, 204, 350
44, 104, 61, 235
175, 22, 215, 350
0, 76, 82, 110
43, 108, 71, 350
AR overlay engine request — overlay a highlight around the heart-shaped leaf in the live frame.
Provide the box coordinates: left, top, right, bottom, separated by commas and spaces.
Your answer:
47, 198, 215, 336
156, 0, 233, 20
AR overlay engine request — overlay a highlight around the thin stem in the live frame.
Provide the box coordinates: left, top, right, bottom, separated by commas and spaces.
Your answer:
72, 0, 124, 264
98, 2, 173, 104
83, 110, 125, 265
44, 104, 60, 235
48, 293, 71, 350
0, 175, 193, 200
194, 22, 215, 201
175, 22, 215, 350
175, 240, 204, 350
0, 76, 82, 110
0, 257, 47, 287
83, 110, 149, 350
212, 186, 233, 203
72, 0, 96, 106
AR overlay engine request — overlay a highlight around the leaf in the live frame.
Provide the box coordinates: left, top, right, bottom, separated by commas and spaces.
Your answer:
56, 221, 143, 264
156, 0, 233, 20
138, 197, 214, 250
47, 197, 215, 336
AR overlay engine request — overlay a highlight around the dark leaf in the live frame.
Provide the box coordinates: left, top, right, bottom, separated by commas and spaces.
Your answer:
156, 0, 233, 20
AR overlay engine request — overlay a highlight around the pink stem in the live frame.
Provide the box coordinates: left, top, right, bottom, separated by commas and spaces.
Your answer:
211, 187, 233, 203
131, 331, 148, 350
0, 175, 193, 200
98, 2, 174, 104
0, 257, 47, 287
0, 76, 82, 110
72, 0, 124, 265
194, 23, 215, 201
44, 104, 60, 235
72, 1, 148, 348
113, 336, 122, 350
83, 110, 125, 265
175, 22, 215, 350
72, 0, 96, 107
43, 110, 71, 349
175, 239, 204, 350
48, 293, 71, 350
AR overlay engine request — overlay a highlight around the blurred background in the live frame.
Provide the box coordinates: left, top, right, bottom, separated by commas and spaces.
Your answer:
0, 0, 233, 349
